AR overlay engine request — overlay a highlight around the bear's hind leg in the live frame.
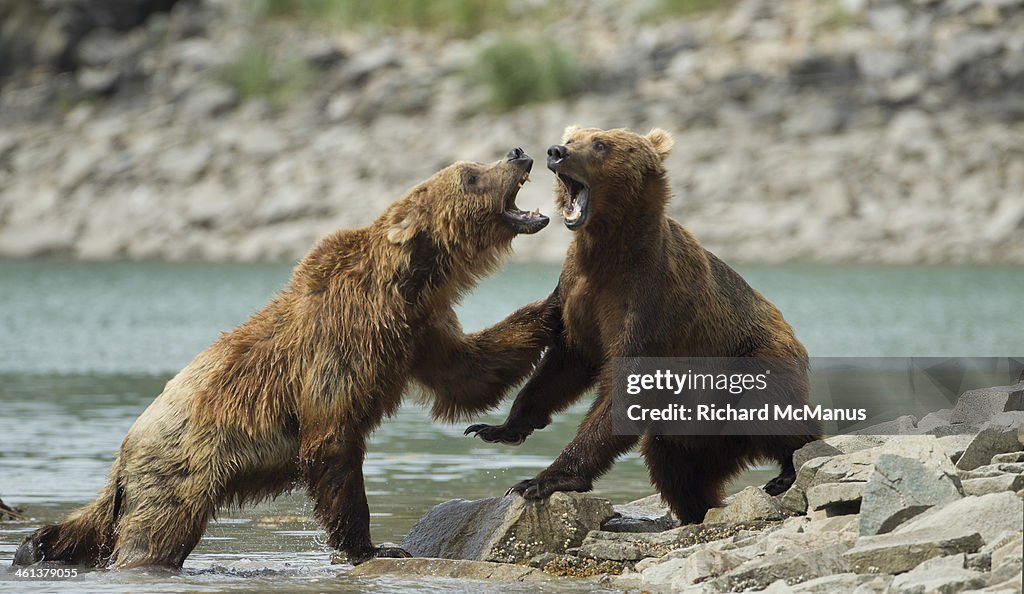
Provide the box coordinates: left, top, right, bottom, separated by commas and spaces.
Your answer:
304, 433, 410, 565
642, 435, 747, 525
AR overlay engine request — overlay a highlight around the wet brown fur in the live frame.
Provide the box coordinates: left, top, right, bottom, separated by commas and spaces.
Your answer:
14, 155, 558, 569
468, 127, 820, 523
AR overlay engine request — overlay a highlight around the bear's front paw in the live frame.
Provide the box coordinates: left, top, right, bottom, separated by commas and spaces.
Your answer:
505, 474, 591, 500
763, 472, 796, 496
349, 545, 412, 565
464, 423, 531, 445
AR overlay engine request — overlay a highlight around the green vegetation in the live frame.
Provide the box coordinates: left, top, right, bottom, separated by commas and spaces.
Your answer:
468, 38, 582, 111
258, 0, 518, 36
222, 41, 312, 103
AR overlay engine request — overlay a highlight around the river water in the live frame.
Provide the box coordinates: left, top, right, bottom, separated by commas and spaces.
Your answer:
0, 261, 1021, 592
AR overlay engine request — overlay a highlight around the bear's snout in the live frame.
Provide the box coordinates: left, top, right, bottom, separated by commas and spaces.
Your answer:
506, 147, 528, 162
547, 144, 568, 164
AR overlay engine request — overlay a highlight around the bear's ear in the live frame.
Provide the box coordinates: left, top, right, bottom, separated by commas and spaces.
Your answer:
646, 128, 674, 161
386, 202, 425, 244
562, 125, 581, 142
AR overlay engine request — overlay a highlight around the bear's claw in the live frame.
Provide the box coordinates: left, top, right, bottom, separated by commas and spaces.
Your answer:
763, 472, 796, 496
506, 474, 591, 500
464, 423, 530, 445
349, 545, 412, 565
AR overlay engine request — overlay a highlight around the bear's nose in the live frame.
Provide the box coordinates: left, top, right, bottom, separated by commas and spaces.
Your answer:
547, 144, 568, 162
506, 147, 528, 162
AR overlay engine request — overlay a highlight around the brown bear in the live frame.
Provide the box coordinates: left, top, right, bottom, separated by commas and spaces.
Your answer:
14, 147, 557, 569
467, 127, 820, 524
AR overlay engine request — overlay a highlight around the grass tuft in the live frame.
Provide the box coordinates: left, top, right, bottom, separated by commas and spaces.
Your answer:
469, 38, 582, 111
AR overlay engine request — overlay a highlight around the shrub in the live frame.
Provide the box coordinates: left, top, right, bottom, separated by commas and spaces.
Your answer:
470, 38, 581, 111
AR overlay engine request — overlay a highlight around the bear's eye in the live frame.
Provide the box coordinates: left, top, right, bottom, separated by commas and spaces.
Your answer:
593, 140, 608, 152
467, 174, 478, 186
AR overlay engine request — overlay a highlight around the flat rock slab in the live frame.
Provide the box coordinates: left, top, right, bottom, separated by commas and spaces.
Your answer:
843, 527, 984, 574
349, 557, 551, 582
957, 422, 1024, 471
962, 474, 1024, 496
713, 544, 850, 592
579, 521, 776, 562
401, 492, 614, 564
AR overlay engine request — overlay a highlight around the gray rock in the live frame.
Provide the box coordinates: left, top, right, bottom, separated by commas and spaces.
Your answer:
793, 440, 842, 471
992, 451, 1024, 464
181, 82, 238, 118
825, 435, 890, 453
806, 482, 865, 513
937, 434, 978, 462
858, 450, 963, 536
916, 409, 953, 433
959, 462, 1024, 479
401, 492, 614, 564
989, 534, 1023, 585
578, 522, 765, 562
602, 502, 676, 533
714, 544, 850, 591
852, 415, 918, 435
844, 527, 984, 574
950, 382, 1024, 425
639, 548, 744, 591
76, 67, 119, 95
889, 554, 987, 593
962, 474, 1024, 496
957, 424, 1024, 471
895, 492, 1024, 546
155, 144, 213, 183
347, 557, 549, 581
703, 486, 787, 523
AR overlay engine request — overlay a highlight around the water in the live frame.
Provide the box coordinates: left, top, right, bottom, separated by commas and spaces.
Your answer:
0, 261, 1021, 592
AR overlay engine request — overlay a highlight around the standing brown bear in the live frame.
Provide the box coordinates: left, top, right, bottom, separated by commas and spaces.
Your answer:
15, 148, 557, 569
467, 127, 820, 524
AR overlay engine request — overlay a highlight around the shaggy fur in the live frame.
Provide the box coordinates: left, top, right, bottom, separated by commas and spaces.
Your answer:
467, 127, 820, 523
14, 150, 557, 569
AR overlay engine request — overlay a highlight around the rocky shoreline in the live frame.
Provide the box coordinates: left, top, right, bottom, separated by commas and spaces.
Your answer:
355, 381, 1024, 593
1, 0, 1023, 264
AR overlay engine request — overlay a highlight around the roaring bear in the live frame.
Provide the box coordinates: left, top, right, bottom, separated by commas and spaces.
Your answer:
15, 147, 557, 568
467, 127, 820, 524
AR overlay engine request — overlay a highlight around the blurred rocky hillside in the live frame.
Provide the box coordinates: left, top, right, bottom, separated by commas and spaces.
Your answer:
0, 0, 1022, 263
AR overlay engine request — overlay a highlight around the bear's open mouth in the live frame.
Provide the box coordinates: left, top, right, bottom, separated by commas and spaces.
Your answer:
558, 174, 589, 230
502, 172, 549, 234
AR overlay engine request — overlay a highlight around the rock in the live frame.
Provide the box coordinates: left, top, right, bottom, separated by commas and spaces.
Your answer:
916, 410, 952, 433
959, 462, 1024, 479
888, 553, 987, 593
793, 440, 842, 471
950, 382, 1024, 425
805, 482, 864, 514
957, 423, 1024, 471
602, 501, 676, 533
400, 493, 614, 564
936, 434, 977, 461
181, 82, 238, 118
989, 534, 1023, 585
858, 450, 963, 536
852, 415, 918, 435
790, 572, 892, 593
825, 435, 890, 453
155, 144, 212, 182
843, 527, 984, 574
348, 558, 550, 582
639, 548, 744, 591
894, 492, 1024, 546
962, 474, 1024, 496
713, 544, 850, 591
992, 451, 1024, 464
703, 486, 787, 523
578, 521, 772, 562
77, 66, 119, 95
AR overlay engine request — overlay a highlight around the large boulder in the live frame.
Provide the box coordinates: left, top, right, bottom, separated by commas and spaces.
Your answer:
950, 382, 1024, 425
858, 449, 963, 536
602, 494, 677, 533
348, 558, 550, 582
400, 492, 614, 564
955, 413, 1024, 471
712, 544, 850, 592
887, 553, 987, 593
